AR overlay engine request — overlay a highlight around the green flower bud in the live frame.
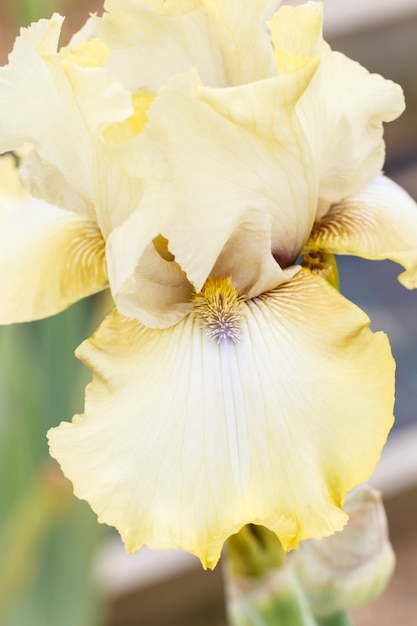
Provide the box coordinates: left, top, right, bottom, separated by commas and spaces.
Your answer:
294, 485, 395, 617
224, 526, 316, 626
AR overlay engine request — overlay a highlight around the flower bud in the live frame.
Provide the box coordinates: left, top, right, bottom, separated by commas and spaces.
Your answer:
294, 485, 395, 617
224, 526, 315, 626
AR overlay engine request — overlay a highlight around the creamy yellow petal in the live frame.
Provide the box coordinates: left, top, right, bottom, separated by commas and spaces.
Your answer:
19, 150, 89, 216
199, 0, 278, 84
48, 269, 394, 568
103, 91, 155, 144
0, 16, 133, 220
140, 63, 318, 299
269, 2, 405, 217
307, 176, 417, 289
98, 115, 194, 326
76, 0, 276, 90
79, 0, 226, 89
0, 153, 27, 219
104, 57, 320, 323
0, 193, 107, 324
106, 208, 193, 327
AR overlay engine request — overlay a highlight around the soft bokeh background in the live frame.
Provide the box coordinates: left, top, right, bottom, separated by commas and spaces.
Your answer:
0, 1, 416, 625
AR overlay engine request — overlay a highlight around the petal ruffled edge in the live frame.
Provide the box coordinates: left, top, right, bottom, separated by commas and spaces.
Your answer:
269, 2, 405, 215
48, 269, 394, 567
0, 16, 134, 222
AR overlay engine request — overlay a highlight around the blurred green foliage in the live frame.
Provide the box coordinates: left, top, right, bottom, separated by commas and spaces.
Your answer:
0, 0, 114, 626
0, 295, 111, 626
11, 0, 81, 26
1, 1, 111, 624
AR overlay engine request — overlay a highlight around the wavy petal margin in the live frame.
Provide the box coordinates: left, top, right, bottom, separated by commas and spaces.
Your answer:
76, 0, 277, 90
269, 2, 405, 216
0, 16, 133, 220
308, 176, 417, 289
48, 269, 394, 568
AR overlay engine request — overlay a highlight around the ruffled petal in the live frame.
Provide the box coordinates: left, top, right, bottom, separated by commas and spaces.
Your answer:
75, 0, 277, 90
48, 269, 394, 568
269, 2, 405, 217
0, 177, 107, 323
307, 176, 417, 289
0, 16, 133, 221
127, 61, 319, 306
106, 209, 193, 327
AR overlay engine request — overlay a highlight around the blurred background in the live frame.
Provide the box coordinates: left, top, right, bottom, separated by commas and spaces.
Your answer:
0, 1, 416, 625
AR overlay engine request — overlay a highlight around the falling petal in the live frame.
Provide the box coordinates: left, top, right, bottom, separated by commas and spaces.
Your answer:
48, 269, 394, 568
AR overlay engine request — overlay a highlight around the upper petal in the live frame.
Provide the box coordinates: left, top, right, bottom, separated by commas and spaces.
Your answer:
74, 0, 277, 90
307, 176, 417, 289
0, 155, 107, 323
199, 0, 279, 84
269, 2, 405, 217
48, 269, 394, 568
0, 16, 133, 223
115, 61, 319, 318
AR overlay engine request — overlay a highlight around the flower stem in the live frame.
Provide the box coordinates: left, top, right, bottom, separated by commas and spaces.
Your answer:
225, 569, 318, 626
315, 612, 353, 626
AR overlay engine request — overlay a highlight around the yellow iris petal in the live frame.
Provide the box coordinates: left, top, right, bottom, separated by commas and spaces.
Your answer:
48, 269, 394, 568
103, 91, 155, 144
0, 203, 107, 324
0, 153, 108, 324
0, 15, 134, 224
269, 2, 405, 216
307, 175, 417, 289
126, 62, 318, 308
199, 0, 278, 83
79, 0, 277, 90
60, 38, 109, 68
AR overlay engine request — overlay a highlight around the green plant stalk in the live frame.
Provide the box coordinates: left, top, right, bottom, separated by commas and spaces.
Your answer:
226, 577, 318, 626
315, 613, 353, 626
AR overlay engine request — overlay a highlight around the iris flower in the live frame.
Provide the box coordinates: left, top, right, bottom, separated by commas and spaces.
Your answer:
2, 1, 417, 569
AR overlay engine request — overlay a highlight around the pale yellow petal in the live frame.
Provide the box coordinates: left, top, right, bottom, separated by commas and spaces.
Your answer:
103, 90, 155, 144
0, 17, 133, 220
100, 125, 191, 322
0, 153, 27, 219
307, 176, 417, 289
0, 194, 107, 324
77, 0, 277, 90
106, 208, 193, 327
140, 64, 318, 299
48, 269, 394, 568
199, 0, 278, 84
80, 0, 226, 89
19, 150, 90, 216
269, 2, 405, 216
